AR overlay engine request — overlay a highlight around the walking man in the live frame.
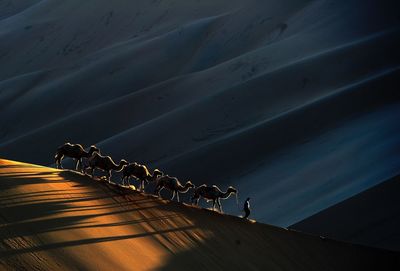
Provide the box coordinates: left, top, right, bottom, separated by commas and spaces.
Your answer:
243, 197, 251, 219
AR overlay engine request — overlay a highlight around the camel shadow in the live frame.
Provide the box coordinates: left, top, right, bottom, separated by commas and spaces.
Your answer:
0, 164, 199, 262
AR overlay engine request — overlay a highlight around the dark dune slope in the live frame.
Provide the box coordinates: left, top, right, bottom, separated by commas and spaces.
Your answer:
290, 175, 400, 252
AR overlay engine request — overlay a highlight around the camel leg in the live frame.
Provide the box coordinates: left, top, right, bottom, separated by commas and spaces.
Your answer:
121, 176, 125, 186
74, 159, 80, 171
157, 186, 164, 197
154, 185, 161, 196
91, 168, 95, 178
57, 156, 64, 169
217, 198, 223, 213
80, 159, 85, 173
107, 171, 112, 183
55, 153, 63, 169
191, 195, 199, 205
142, 179, 148, 192
171, 191, 175, 200
54, 154, 58, 169
176, 192, 180, 203
212, 200, 216, 211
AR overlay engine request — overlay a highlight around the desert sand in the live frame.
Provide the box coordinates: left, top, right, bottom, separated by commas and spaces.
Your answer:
1, 0, 400, 227
1, 158, 399, 270
291, 174, 400, 252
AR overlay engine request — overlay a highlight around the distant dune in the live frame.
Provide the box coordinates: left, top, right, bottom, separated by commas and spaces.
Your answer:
290, 175, 400, 252
1, 158, 399, 270
1, 0, 400, 226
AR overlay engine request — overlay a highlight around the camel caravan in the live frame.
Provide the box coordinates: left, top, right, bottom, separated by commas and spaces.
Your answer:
55, 142, 239, 214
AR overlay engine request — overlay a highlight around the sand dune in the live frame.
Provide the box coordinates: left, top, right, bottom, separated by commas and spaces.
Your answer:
291, 175, 400, 252
1, 0, 400, 226
1, 158, 399, 270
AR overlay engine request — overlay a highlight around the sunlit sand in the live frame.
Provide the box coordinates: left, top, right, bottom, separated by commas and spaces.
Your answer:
0, 159, 398, 270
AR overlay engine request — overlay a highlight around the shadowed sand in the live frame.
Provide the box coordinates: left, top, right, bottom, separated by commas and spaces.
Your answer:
291, 175, 400, 252
0, 158, 399, 270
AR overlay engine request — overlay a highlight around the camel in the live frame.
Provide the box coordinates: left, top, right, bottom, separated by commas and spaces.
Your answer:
55, 142, 99, 170
85, 152, 128, 182
191, 184, 237, 213
121, 162, 163, 191
154, 175, 195, 202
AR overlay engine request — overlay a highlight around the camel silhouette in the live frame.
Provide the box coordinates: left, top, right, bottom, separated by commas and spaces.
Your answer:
191, 184, 237, 213
55, 143, 99, 170
85, 152, 128, 182
121, 162, 163, 191
155, 175, 195, 202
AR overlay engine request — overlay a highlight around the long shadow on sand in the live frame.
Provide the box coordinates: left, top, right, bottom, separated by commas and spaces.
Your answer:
1, 162, 399, 271
0, 164, 197, 261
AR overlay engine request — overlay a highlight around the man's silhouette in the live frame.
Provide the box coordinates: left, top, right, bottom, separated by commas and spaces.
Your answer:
243, 197, 251, 219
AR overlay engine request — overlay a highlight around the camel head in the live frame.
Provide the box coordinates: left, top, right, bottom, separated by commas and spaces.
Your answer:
227, 186, 237, 194
153, 169, 164, 178
88, 145, 100, 155
185, 181, 195, 189
114, 159, 129, 172
121, 161, 132, 170
149, 168, 164, 182
120, 159, 129, 167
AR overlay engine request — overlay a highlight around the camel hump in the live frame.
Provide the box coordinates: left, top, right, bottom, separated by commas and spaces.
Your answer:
197, 184, 207, 191
172, 176, 179, 182
211, 185, 223, 193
